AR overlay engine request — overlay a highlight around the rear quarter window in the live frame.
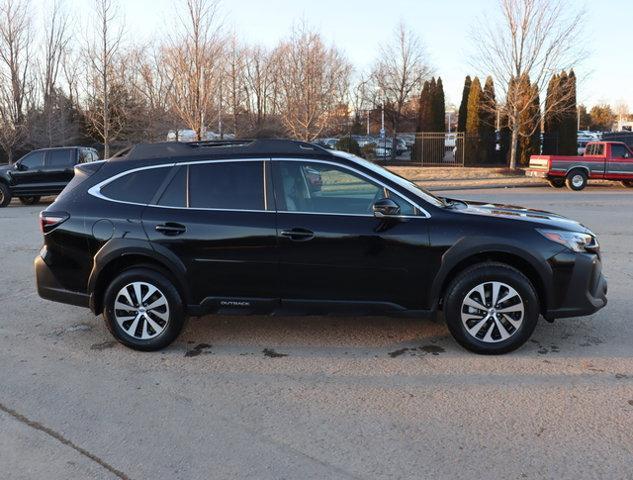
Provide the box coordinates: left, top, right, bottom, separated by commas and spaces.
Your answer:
100, 167, 168, 204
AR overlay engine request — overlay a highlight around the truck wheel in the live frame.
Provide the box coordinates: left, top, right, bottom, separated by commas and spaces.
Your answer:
443, 262, 539, 355
103, 268, 186, 351
621, 180, 633, 188
547, 178, 565, 188
0, 183, 11, 208
565, 170, 587, 191
19, 196, 41, 205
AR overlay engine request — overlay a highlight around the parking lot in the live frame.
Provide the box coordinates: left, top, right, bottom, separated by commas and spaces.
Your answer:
1, 186, 632, 480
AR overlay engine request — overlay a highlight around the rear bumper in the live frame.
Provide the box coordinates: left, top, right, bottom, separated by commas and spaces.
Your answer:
35, 253, 89, 308
526, 169, 550, 178
545, 252, 607, 320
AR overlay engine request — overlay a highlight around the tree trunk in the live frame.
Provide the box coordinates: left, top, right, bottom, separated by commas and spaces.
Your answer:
509, 122, 519, 170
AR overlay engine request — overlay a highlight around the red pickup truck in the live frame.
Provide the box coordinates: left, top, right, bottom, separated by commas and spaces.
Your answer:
526, 141, 633, 190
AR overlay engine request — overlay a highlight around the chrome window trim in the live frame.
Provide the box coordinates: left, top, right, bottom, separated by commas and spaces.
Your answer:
88, 157, 432, 218
274, 157, 431, 218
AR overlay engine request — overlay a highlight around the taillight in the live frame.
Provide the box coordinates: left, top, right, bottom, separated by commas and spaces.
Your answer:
39, 211, 69, 233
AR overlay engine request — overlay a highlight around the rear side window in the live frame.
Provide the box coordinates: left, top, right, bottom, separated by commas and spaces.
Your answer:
157, 166, 187, 207
188, 161, 265, 210
48, 149, 73, 167
100, 167, 168, 204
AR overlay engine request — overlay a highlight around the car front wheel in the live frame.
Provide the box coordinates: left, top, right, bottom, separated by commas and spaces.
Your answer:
103, 268, 185, 351
444, 263, 539, 354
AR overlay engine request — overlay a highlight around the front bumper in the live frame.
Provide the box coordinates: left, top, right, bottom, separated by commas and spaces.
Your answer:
544, 252, 607, 320
35, 253, 89, 308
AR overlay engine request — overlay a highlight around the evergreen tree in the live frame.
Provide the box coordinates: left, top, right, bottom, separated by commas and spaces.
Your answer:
543, 73, 561, 154
560, 70, 578, 155
417, 80, 432, 132
465, 77, 482, 165
457, 75, 471, 133
434, 77, 446, 132
518, 81, 541, 167
480, 76, 497, 163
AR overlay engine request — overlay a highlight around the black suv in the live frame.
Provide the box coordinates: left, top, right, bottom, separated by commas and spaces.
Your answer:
34, 140, 607, 354
0, 146, 99, 207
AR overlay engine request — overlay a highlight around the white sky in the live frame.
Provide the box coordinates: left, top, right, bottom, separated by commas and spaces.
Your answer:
48, 0, 629, 109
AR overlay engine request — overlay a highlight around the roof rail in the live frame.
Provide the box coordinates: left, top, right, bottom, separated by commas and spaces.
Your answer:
114, 138, 332, 161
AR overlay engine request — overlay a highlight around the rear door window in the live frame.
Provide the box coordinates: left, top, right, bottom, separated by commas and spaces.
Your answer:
100, 167, 168, 204
157, 166, 187, 208
188, 161, 265, 210
47, 149, 74, 168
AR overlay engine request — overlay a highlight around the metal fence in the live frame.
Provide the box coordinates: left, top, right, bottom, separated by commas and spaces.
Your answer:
411, 132, 465, 166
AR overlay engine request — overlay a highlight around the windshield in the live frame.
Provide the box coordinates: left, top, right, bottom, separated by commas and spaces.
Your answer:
331, 150, 445, 208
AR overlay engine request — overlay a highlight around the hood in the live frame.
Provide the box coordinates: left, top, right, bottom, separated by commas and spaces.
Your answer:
450, 199, 591, 233
0, 163, 10, 174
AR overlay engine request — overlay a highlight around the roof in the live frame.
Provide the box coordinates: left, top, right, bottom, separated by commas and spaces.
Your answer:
111, 139, 334, 161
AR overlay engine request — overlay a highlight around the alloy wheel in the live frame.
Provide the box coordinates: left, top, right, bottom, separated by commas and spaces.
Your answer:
114, 281, 170, 340
461, 281, 525, 343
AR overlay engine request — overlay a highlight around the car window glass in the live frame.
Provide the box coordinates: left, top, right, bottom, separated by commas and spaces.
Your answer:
19, 151, 45, 169
188, 161, 265, 210
612, 144, 630, 159
48, 149, 73, 167
595, 144, 604, 155
275, 161, 416, 216
100, 167, 168, 204
157, 166, 187, 207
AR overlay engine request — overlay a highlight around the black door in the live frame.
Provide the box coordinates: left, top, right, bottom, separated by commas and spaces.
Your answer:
11, 151, 47, 195
142, 160, 279, 309
44, 149, 76, 193
272, 159, 431, 311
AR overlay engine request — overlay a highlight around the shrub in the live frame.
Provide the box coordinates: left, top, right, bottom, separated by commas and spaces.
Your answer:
335, 137, 361, 156
361, 143, 377, 159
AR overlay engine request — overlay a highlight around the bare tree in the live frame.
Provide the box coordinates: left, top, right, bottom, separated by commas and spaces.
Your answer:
0, 0, 32, 163
242, 45, 279, 135
274, 24, 351, 141
368, 23, 432, 160
83, 0, 124, 158
164, 0, 223, 141
472, 0, 586, 169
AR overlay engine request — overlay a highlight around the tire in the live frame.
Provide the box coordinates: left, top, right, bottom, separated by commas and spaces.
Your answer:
621, 180, 633, 188
444, 262, 540, 355
19, 196, 41, 205
565, 170, 587, 191
0, 182, 11, 208
547, 178, 565, 188
103, 267, 185, 351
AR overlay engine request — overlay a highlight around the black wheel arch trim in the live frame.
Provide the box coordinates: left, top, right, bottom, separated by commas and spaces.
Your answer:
88, 238, 190, 314
428, 236, 554, 311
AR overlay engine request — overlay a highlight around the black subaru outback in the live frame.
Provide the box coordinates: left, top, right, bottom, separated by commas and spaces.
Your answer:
34, 140, 607, 354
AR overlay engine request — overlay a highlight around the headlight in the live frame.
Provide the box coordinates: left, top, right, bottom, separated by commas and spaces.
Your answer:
537, 229, 599, 253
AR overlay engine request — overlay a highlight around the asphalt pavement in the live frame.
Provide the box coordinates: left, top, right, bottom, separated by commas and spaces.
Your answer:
0, 187, 632, 480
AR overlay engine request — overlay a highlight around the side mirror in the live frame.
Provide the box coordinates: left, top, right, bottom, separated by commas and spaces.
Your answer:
372, 198, 401, 218
14, 162, 24, 171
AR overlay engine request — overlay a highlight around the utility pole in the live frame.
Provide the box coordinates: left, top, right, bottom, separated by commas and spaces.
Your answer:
366, 110, 370, 136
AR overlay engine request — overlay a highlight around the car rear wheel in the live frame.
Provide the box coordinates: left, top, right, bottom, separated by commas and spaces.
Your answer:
0, 183, 11, 208
19, 196, 41, 205
565, 170, 587, 191
621, 180, 633, 188
103, 268, 185, 351
547, 178, 565, 188
444, 263, 539, 354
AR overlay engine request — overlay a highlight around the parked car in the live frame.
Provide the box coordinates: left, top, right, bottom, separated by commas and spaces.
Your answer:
526, 141, 633, 190
36, 139, 607, 354
0, 147, 100, 207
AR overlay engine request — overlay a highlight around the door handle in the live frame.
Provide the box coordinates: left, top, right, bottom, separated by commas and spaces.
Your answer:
155, 222, 186, 236
280, 228, 315, 241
